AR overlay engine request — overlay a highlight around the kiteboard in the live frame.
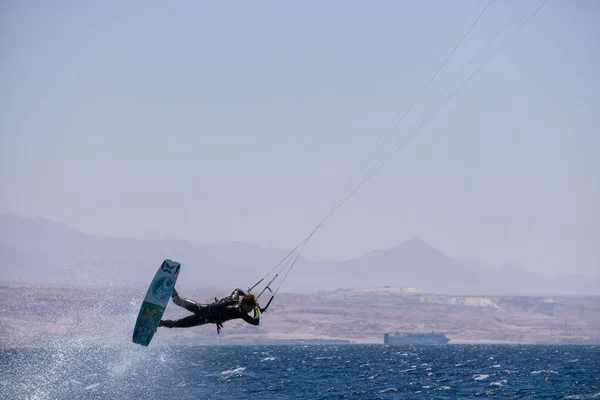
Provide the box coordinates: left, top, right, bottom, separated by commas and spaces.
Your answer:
132, 259, 181, 346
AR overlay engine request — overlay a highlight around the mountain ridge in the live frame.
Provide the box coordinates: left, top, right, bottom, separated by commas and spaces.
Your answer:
0, 212, 598, 295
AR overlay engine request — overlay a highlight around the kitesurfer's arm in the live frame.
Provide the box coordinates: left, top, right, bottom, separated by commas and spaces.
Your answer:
239, 307, 260, 326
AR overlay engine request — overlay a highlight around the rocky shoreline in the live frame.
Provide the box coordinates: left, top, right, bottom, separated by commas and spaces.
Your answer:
1, 285, 599, 348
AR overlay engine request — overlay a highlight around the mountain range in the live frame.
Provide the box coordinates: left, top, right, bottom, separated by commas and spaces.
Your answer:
0, 212, 598, 295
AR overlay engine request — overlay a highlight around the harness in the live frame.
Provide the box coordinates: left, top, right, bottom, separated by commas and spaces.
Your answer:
204, 296, 237, 333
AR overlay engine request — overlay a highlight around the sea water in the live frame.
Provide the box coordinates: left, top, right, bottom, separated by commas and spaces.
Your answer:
1, 344, 598, 399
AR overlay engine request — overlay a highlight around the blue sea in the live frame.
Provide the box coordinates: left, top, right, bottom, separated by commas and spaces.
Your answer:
1, 344, 598, 399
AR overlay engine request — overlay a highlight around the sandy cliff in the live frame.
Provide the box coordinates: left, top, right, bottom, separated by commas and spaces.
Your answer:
1, 285, 598, 347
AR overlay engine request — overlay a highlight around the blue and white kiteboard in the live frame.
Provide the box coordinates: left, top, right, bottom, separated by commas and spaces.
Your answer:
132, 259, 181, 346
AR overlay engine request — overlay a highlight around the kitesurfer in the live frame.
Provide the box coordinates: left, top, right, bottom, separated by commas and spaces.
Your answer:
158, 288, 262, 333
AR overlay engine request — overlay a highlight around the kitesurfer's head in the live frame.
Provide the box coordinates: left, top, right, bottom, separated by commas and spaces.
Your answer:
241, 293, 259, 312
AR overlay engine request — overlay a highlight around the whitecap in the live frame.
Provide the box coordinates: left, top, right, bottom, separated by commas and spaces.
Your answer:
83, 383, 100, 391
221, 367, 246, 375
399, 368, 416, 373
564, 393, 600, 399
532, 370, 558, 375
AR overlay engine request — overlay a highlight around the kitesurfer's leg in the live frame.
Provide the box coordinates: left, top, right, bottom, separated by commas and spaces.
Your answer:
171, 288, 204, 313
159, 314, 210, 328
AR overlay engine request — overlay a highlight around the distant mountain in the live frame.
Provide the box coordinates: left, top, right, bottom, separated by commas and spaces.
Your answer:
0, 212, 598, 295
0, 212, 313, 292
301, 240, 600, 295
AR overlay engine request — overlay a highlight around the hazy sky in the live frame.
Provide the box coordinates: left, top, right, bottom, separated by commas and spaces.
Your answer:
1, 0, 598, 277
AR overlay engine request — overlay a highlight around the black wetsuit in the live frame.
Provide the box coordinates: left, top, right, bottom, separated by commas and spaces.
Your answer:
159, 288, 260, 331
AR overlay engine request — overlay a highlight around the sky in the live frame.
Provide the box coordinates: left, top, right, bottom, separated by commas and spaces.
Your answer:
1, 0, 599, 278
